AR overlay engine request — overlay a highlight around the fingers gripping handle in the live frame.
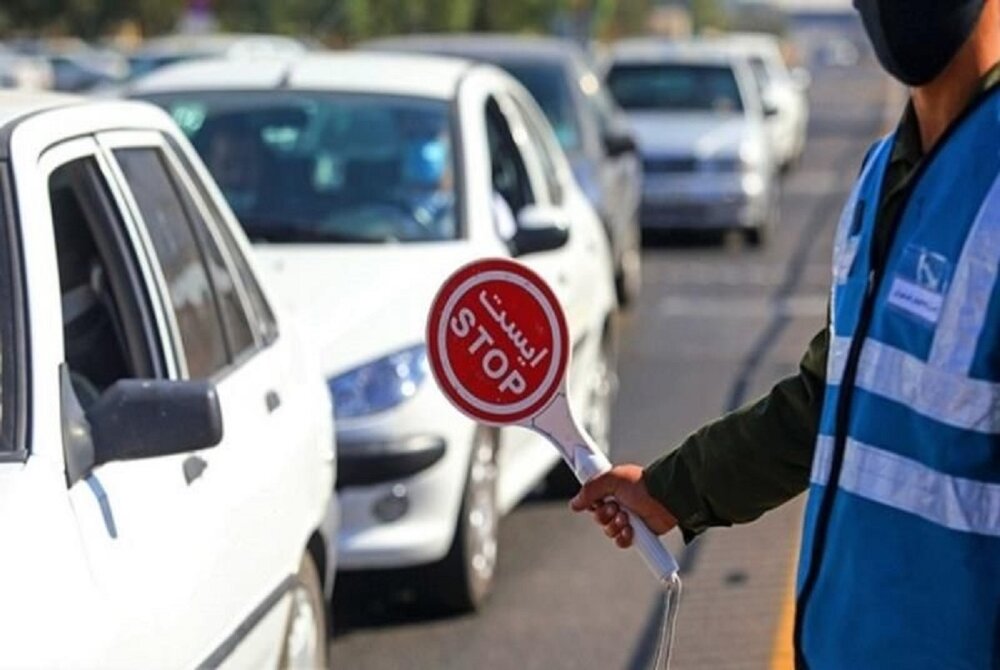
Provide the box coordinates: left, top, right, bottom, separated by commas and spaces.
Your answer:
572, 447, 680, 585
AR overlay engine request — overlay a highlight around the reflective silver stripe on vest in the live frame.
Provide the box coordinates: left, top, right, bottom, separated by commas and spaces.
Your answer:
827, 335, 852, 385
812, 434, 835, 484
811, 436, 1000, 537
827, 337, 1000, 433
929, 171, 1000, 375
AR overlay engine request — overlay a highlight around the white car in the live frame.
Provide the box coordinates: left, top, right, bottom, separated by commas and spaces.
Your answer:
607, 39, 780, 244
0, 92, 336, 668
712, 33, 811, 170
129, 51, 619, 611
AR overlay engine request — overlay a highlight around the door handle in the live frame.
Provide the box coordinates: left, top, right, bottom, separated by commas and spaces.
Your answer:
265, 390, 281, 413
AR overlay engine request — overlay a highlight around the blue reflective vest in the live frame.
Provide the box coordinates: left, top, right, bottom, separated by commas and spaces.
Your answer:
796, 89, 1000, 669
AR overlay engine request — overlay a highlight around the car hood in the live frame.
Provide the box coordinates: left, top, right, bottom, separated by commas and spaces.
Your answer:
253, 242, 480, 378
626, 112, 749, 158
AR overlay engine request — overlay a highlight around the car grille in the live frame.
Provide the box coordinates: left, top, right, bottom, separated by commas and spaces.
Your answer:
643, 156, 698, 174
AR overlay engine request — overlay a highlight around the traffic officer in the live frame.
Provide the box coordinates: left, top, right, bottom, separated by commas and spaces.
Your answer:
571, 1, 1000, 667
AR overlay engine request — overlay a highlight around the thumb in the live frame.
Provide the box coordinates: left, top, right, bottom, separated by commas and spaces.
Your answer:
569, 471, 619, 512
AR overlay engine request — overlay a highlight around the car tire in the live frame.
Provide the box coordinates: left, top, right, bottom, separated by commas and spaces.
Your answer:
545, 322, 618, 497
429, 428, 499, 613
615, 246, 642, 308
746, 181, 781, 248
278, 553, 328, 670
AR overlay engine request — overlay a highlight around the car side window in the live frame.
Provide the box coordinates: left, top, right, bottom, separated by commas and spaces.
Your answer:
509, 94, 564, 206
159, 144, 258, 359
113, 147, 230, 379
49, 157, 162, 408
486, 96, 534, 217
166, 138, 278, 345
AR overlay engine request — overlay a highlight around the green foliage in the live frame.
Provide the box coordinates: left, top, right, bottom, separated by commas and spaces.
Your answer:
0, 0, 657, 40
690, 0, 728, 33
0, 0, 184, 38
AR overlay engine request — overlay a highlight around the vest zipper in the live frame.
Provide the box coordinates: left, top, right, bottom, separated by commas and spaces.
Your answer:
790, 85, 1000, 669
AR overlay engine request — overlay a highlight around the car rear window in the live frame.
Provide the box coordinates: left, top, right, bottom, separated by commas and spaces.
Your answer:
607, 63, 745, 113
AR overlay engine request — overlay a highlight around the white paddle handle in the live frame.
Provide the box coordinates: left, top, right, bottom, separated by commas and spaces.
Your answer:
572, 447, 680, 585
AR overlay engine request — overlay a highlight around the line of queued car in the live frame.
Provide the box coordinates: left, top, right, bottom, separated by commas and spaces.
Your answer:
0, 29, 809, 668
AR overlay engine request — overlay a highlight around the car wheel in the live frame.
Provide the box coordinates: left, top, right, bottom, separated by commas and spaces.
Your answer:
746, 183, 781, 248
430, 428, 499, 613
279, 553, 328, 670
546, 324, 618, 497
615, 246, 642, 308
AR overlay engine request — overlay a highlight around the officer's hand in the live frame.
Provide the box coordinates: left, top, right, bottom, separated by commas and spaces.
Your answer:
569, 465, 678, 549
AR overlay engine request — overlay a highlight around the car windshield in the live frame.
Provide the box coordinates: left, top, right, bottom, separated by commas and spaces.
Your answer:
494, 60, 581, 151
607, 63, 745, 113
144, 91, 459, 243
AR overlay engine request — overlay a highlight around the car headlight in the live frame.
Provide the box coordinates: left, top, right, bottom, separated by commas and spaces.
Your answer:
328, 345, 429, 420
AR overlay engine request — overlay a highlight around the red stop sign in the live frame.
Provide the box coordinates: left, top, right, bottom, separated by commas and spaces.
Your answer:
427, 258, 570, 425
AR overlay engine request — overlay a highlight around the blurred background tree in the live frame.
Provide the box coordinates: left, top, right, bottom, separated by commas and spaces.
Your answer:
0, 0, 185, 39
0, 0, 744, 42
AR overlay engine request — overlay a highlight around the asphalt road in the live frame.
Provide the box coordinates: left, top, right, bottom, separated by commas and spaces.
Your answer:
330, 38, 894, 670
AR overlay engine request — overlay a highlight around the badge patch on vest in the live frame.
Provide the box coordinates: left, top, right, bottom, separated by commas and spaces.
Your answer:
887, 245, 953, 325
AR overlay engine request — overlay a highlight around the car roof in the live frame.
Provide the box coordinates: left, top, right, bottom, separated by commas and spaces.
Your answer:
127, 51, 476, 100
363, 33, 583, 66
0, 90, 82, 131
130, 32, 310, 57
704, 34, 786, 61
610, 38, 743, 67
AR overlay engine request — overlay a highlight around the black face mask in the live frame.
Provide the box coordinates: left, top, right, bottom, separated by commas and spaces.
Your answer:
854, 0, 986, 86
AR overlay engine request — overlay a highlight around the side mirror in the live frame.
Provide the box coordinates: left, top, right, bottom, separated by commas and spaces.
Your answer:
87, 379, 223, 466
602, 128, 637, 157
510, 205, 570, 256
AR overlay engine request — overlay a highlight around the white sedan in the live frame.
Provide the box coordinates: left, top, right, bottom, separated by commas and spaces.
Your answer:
130, 51, 619, 611
714, 33, 811, 170
0, 93, 335, 667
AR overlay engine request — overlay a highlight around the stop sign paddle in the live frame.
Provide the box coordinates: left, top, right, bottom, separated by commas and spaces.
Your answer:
427, 258, 680, 585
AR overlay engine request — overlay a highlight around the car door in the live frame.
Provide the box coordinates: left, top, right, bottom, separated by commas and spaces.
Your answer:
500, 87, 617, 435
584, 80, 642, 252
97, 129, 330, 667
499, 86, 607, 348
0, 138, 124, 667
30, 136, 213, 667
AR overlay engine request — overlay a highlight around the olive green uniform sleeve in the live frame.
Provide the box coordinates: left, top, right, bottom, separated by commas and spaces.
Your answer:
642, 326, 828, 539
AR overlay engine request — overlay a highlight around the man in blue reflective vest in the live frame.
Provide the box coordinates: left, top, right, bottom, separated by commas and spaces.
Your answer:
572, 1, 1000, 667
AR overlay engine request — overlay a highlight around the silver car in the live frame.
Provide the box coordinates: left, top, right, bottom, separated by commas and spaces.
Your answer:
607, 39, 780, 245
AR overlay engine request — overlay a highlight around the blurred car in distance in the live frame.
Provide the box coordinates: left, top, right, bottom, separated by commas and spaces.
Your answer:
607, 39, 780, 245
129, 50, 619, 612
0, 92, 336, 668
712, 33, 810, 170
816, 36, 861, 68
0, 46, 53, 89
364, 34, 643, 306
127, 32, 311, 80
6, 38, 128, 91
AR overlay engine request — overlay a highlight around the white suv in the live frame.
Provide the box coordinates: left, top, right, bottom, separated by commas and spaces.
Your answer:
0, 93, 336, 668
